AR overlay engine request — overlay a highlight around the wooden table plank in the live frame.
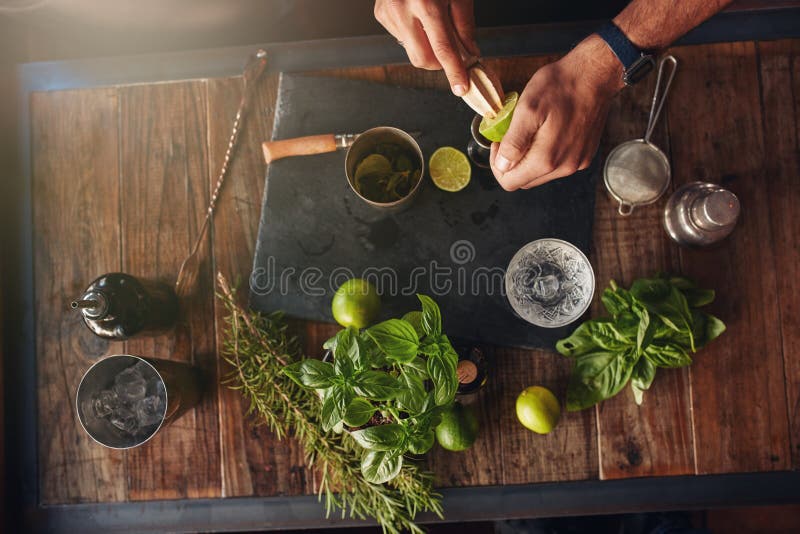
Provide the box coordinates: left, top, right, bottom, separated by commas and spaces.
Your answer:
119, 81, 222, 499
209, 74, 316, 497
667, 42, 791, 473
592, 72, 695, 479
498, 348, 598, 485
31, 88, 127, 504
757, 38, 800, 468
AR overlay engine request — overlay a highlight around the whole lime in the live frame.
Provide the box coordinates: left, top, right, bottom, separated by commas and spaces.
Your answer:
515, 386, 561, 434
331, 279, 381, 329
435, 402, 479, 452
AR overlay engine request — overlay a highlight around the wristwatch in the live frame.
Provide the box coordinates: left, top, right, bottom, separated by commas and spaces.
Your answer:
597, 21, 655, 86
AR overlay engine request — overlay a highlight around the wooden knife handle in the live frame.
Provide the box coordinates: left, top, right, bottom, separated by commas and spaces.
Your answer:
262, 134, 337, 164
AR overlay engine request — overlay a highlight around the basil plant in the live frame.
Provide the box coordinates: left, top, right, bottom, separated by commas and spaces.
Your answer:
283, 295, 458, 484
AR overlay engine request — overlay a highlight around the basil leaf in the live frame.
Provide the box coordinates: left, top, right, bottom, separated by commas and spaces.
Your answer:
439, 335, 459, 367
691, 309, 726, 349
354, 370, 399, 401
630, 357, 656, 405
681, 288, 715, 308
396, 372, 426, 414
334, 350, 354, 377
405, 357, 429, 379
644, 342, 692, 368
666, 272, 715, 307
361, 449, 403, 484
321, 385, 350, 431
557, 320, 633, 357
631, 279, 694, 347
418, 338, 441, 357
408, 429, 435, 455
333, 327, 364, 370
632, 305, 653, 354
417, 294, 442, 337
366, 319, 419, 363
344, 397, 375, 427
566, 350, 634, 411
322, 335, 337, 350
601, 284, 634, 317
349, 423, 406, 451
401, 310, 425, 338
427, 352, 457, 406
282, 359, 335, 389
557, 322, 602, 357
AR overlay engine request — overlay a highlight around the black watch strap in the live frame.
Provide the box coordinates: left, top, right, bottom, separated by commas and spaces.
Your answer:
597, 21, 655, 85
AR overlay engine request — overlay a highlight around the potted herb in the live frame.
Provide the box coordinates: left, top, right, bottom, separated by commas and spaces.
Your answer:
283, 295, 458, 484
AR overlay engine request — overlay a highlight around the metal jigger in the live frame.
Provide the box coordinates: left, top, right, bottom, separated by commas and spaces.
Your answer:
468, 114, 492, 169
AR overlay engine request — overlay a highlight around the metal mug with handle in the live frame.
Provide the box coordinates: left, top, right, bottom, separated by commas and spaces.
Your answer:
604, 55, 678, 216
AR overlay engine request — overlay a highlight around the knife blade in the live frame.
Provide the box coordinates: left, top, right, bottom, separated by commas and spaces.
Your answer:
262, 130, 422, 164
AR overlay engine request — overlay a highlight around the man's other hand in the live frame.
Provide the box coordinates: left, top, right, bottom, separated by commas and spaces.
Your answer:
374, 0, 479, 96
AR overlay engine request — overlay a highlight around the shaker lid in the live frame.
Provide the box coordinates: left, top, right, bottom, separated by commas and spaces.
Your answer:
693, 189, 740, 230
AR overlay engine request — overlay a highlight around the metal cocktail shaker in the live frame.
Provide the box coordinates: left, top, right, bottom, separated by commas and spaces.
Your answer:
663, 182, 740, 246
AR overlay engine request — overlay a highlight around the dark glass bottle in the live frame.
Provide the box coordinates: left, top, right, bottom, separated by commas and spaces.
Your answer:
72, 273, 178, 340
455, 345, 491, 396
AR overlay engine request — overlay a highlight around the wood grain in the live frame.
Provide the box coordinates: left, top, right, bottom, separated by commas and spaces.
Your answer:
32, 89, 127, 504
757, 39, 800, 468
119, 81, 221, 499
668, 42, 791, 473
498, 348, 598, 484
592, 70, 695, 479
209, 74, 316, 497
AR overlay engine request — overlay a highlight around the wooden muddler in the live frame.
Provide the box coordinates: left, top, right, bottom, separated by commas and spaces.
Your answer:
262, 134, 338, 164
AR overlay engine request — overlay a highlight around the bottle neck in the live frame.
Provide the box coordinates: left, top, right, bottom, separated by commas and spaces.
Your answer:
72, 291, 109, 319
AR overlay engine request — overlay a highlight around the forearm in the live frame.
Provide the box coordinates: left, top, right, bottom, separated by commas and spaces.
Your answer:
614, 0, 733, 50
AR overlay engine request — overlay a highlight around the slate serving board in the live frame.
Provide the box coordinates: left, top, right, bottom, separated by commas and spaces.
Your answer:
250, 73, 597, 349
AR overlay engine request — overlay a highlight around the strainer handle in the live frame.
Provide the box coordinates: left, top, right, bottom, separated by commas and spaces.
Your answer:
618, 201, 634, 216
644, 55, 678, 143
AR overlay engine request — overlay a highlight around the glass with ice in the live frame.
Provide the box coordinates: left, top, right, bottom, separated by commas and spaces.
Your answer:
76, 354, 202, 449
504, 238, 595, 328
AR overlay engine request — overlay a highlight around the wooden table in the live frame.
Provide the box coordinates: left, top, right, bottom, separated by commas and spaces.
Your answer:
10, 24, 800, 532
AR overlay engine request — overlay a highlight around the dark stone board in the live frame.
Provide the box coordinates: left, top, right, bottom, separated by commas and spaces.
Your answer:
250, 73, 597, 349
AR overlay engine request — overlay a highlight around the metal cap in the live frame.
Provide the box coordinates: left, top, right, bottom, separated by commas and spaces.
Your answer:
691, 189, 740, 230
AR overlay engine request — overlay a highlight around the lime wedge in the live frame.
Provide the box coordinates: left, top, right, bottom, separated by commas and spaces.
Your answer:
355, 153, 392, 182
429, 147, 471, 192
479, 91, 518, 142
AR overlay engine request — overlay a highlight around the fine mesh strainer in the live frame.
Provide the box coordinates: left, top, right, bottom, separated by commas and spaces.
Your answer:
604, 55, 677, 216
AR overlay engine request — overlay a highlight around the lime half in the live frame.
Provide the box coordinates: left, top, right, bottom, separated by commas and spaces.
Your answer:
429, 147, 471, 192
479, 91, 518, 143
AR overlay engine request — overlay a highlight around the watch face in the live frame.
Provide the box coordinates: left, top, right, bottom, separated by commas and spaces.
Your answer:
624, 55, 656, 85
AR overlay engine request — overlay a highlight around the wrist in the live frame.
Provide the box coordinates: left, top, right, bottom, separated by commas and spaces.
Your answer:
569, 34, 626, 97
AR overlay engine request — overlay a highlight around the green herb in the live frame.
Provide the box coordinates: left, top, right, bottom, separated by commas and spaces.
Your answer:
283, 294, 459, 484
354, 143, 421, 203
556, 274, 725, 410
217, 275, 442, 534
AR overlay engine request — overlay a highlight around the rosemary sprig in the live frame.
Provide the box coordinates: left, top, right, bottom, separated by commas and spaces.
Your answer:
216, 274, 443, 534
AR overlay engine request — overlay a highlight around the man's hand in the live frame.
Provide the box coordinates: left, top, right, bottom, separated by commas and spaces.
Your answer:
374, 0, 479, 96
490, 35, 625, 190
